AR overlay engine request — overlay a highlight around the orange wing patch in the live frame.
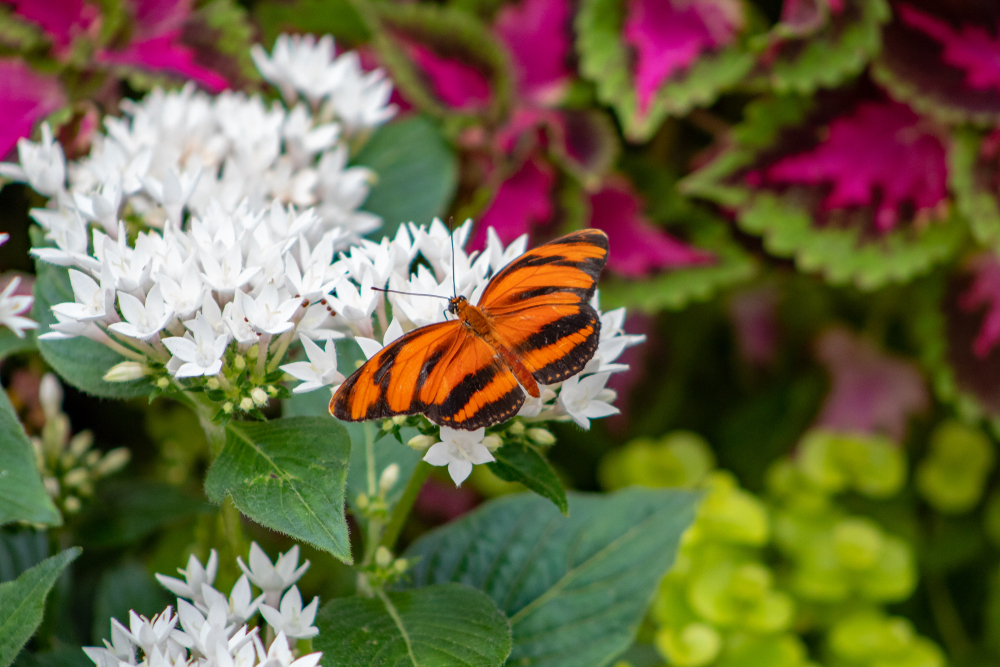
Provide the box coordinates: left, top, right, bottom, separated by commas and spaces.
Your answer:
330, 228, 609, 430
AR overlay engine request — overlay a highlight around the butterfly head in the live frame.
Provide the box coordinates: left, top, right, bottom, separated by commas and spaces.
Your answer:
447, 295, 468, 316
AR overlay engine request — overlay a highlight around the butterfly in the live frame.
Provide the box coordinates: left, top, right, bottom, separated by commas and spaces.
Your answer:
329, 228, 609, 430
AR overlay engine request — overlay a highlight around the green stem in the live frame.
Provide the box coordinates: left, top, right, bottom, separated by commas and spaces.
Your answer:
926, 573, 973, 660
379, 461, 432, 552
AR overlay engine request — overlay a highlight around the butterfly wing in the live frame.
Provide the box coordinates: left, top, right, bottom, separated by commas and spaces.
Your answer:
478, 229, 609, 384
330, 320, 525, 429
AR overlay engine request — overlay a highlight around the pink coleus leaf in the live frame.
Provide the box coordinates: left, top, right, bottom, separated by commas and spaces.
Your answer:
0, 58, 66, 158
815, 327, 928, 441
494, 0, 573, 105
728, 284, 780, 368
408, 42, 491, 110
623, 0, 743, 113
2, 0, 100, 55
471, 157, 556, 250
758, 100, 948, 232
95, 0, 229, 92
958, 252, 1000, 359
897, 3, 1000, 94
588, 183, 713, 277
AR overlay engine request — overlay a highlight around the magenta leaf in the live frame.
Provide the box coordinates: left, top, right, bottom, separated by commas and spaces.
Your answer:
407, 42, 491, 110
958, 253, 1000, 359
95, 0, 229, 92
0, 58, 66, 158
815, 327, 928, 441
588, 183, 713, 277
897, 3, 1000, 94
3, 0, 100, 55
623, 0, 742, 113
758, 100, 948, 232
494, 0, 573, 105
472, 157, 555, 250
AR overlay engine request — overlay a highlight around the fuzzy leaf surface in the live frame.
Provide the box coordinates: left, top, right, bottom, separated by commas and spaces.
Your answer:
487, 441, 567, 515
0, 386, 60, 527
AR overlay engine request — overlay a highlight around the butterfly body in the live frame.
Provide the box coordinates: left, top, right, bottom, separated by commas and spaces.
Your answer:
330, 229, 609, 430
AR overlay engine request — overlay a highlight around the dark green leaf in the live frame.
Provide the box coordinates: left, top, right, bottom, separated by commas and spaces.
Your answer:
74, 481, 211, 549
0, 548, 80, 667
12, 647, 91, 667
205, 417, 353, 563
315, 583, 511, 667
487, 441, 567, 515
0, 387, 60, 527
354, 116, 458, 237
91, 562, 171, 644
0, 531, 49, 583
31, 246, 150, 400
403, 488, 699, 667
0, 329, 35, 361
253, 0, 369, 48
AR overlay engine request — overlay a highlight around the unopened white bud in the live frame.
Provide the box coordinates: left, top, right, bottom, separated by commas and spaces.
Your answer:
356, 493, 370, 510
240, 397, 254, 411
103, 361, 148, 382
408, 434, 437, 451
234, 355, 247, 370
527, 428, 556, 446
374, 546, 393, 568
63, 496, 81, 513
482, 435, 503, 452
69, 432, 93, 458
43, 476, 60, 497
393, 558, 408, 573
392, 416, 407, 426
508, 421, 525, 436
156, 377, 170, 389
206, 377, 220, 390
96, 448, 131, 476
251, 387, 268, 406
38, 373, 62, 421
223, 402, 235, 414
63, 467, 89, 488
84, 449, 100, 466
378, 464, 400, 494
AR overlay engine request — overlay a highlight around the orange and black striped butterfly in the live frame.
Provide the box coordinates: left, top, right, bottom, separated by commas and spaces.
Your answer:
329, 228, 609, 430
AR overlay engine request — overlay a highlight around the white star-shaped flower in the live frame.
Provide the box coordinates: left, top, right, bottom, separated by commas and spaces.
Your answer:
109, 284, 174, 340
0, 275, 37, 338
236, 542, 310, 605
162, 314, 230, 377
423, 426, 496, 486
557, 372, 619, 429
259, 586, 319, 640
280, 337, 344, 393
355, 317, 404, 360
155, 550, 219, 608
238, 285, 300, 335
0, 123, 65, 196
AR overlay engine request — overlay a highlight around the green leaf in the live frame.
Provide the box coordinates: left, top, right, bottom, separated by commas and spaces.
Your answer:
951, 127, 1000, 247
31, 242, 150, 399
354, 115, 458, 236
403, 487, 699, 667
191, 0, 260, 86
204, 417, 354, 563
0, 548, 80, 667
753, 0, 889, 94
314, 583, 512, 667
91, 562, 171, 643
0, 531, 49, 583
575, 0, 754, 142
0, 329, 35, 361
253, 0, 369, 48
487, 441, 567, 515
0, 387, 60, 527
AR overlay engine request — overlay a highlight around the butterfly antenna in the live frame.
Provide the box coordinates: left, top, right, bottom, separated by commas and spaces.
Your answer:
449, 215, 458, 299
371, 286, 450, 301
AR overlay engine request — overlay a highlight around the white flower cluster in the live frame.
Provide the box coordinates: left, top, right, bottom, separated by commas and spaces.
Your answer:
0, 233, 37, 338
86, 544, 319, 667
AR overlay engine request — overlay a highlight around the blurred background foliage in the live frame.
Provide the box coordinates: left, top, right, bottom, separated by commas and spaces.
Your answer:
4, 0, 1000, 666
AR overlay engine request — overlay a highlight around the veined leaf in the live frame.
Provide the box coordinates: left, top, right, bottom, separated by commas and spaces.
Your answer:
402, 487, 699, 667
0, 548, 80, 667
204, 417, 353, 563
0, 387, 60, 527
315, 583, 512, 667
487, 440, 567, 515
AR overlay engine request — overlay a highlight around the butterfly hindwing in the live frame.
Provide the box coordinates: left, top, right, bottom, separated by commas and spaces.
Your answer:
481, 229, 608, 384
330, 320, 525, 429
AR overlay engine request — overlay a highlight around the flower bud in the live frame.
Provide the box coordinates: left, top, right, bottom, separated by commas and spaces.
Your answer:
482, 435, 503, 452
508, 421, 525, 436
408, 434, 437, 451
382, 420, 394, 432
63, 467, 89, 488
103, 362, 149, 382
356, 493, 370, 510
84, 449, 101, 466
156, 377, 170, 389
43, 477, 60, 497
247, 345, 259, 360
234, 355, 247, 370
63, 495, 82, 514
392, 416, 407, 426
251, 387, 268, 406
223, 401, 235, 414
97, 448, 131, 476
379, 464, 400, 494
266, 385, 279, 396
374, 546, 393, 568
394, 558, 408, 573
527, 428, 556, 446
38, 374, 62, 421
206, 377, 221, 390
240, 397, 254, 411
69, 432, 93, 458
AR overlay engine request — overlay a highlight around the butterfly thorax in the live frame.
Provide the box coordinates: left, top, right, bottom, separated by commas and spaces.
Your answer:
450, 295, 541, 398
